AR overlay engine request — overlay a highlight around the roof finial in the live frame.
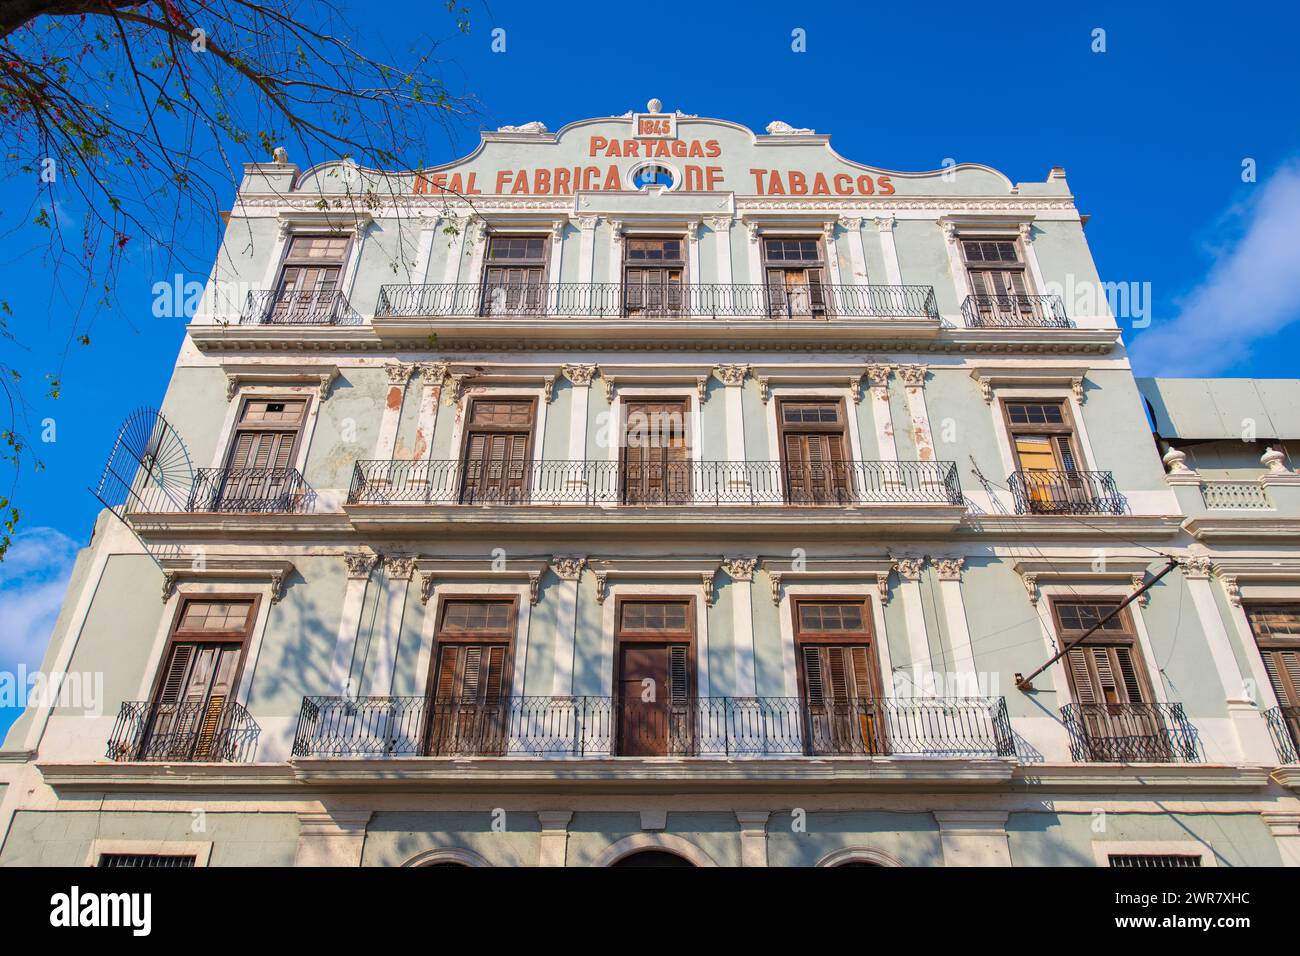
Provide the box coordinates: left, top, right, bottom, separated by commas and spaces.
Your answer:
647, 97, 662, 113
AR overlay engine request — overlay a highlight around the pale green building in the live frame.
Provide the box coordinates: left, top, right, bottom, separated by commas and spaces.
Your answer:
2, 103, 1297, 867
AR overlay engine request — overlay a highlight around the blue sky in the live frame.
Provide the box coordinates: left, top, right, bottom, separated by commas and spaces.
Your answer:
2, 0, 1299, 739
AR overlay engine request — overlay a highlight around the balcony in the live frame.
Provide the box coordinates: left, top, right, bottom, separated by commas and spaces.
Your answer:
961, 294, 1070, 328
1008, 469, 1123, 515
1060, 702, 1202, 763
240, 289, 354, 326
186, 467, 314, 513
375, 281, 939, 321
1265, 705, 1299, 764
106, 699, 260, 763
291, 695, 1014, 759
347, 459, 963, 507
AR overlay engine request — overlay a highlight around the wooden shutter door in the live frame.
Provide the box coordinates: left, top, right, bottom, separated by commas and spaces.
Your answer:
428, 644, 509, 755
623, 401, 688, 504
1260, 648, 1300, 752
1066, 644, 1165, 760
666, 644, 694, 755
784, 432, 847, 504
801, 645, 882, 755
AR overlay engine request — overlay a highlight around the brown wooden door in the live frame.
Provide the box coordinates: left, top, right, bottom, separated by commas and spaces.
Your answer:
459, 400, 534, 503
783, 432, 849, 503
624, 267, 683, 316
622, 400, 689, 504
483, 265, 544, 314
149, 642, 242, 759
616, 644, 690, 756
427, 643, 509, 755
800, 644, 884, 754
766, 267, 826, 318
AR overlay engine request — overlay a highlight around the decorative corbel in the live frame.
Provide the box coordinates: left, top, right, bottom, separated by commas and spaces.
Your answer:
527, 571, 541, 606
768, 571, 783, 606
756, 376, 771, 404
541, 374, 557, 404
1220, 574, 1242, 608
269, 570, 287, 604
225, 375, 239, 402
696, 376, 709, 401
419, 572, 436, 606
1130, 573, 1150, 607
1179, 556, 1213, 580
443, 372, 467, 407
609, 219, 626, 248
1022, 572, 1040, 606
702, 570, 716, 607
745, 221, 761, 244
875, 573, 890, 606
1072, 377, 1086, 404
161, 571, 178, 603
848, 373, 863, 403
602, 375, 616, 404
684, 220, 700, 241
593, 571, 608, 605
550, 218, 567, 241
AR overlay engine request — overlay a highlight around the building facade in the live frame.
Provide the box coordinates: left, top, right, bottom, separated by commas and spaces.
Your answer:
2, 102, 1298, 867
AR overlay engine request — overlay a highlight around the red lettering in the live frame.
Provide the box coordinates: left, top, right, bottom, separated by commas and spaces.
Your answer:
811, 173, 830, 196
878, 176, 895, 196
789, 171, 808, 195
706, 166, 724, 190
671, 140, 687, 157
749, 168, 767, 193
589, 136, 607, 157
767, 171, 785, 195
582, 166, 600, 189
688, 140, 704, 158
555, 167, 572, 194
464, 172, 480, 195
625, 140, 640, 157
684, 165, 703, 191
603, 165, 621, 190
511, 170, 530, 194
606, 139, 622, 157
833, 174, 853, 195
705, 139, 721, 158
856, 174, 875, 195
534, 168, 551, 194
495, 170, 513, 193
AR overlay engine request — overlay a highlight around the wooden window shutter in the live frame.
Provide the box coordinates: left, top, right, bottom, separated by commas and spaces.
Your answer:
228, 432, 256, 470
460, 646, 483, 702
158, 645, 194, 705
828, 647, 850, 702
484, 646, 507, 704
434, 645, 460, 701
669, 645, 689, 702
1067, 647, 1098, 705
1053, 436, 1078, 472
1113, 646, 1144, 703
802, 646, 825, 706
1261, 648, 1300, 707
849, 645, 873, 700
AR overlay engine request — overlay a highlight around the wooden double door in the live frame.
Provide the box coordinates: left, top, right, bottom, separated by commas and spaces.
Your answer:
622, 400, 690, 504
779, 399, 853, 504
615, 599, 694, 756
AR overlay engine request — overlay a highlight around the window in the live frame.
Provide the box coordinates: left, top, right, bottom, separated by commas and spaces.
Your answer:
273, 235, 348, 322
1054, 599, 1173, 761
426, 598, 517, 756
624, 237, 684, 316
622, 399, 690, 504
1246, 605, 1300, 752
1107, 854, 1201, 868
459, 398, 535, 503
1003, 400, 1091, 513
215, 396, 308, 511
794, 598, 883, 755
763, 237, 827, 318
482, 235, 547, 314
143, 598, 255, 761
615, 599, 694, 756
630, 163, 677, 190
962, 236, 1034, 324
778, 399, 851, 504
99, 854, 198, 868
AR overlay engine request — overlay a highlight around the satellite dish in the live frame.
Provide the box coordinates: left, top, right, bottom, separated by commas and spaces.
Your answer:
92, 407, 194, 518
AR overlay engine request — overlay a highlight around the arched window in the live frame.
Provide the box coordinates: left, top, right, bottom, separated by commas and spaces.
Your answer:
610, 850, 694, 868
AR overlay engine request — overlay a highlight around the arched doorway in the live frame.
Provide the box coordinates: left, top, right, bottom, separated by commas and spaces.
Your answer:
610, 849, 694, 868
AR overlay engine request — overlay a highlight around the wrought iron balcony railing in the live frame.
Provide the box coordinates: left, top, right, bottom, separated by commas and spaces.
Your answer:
186, 467, 314, 513
1200, 480, 1273, 510
375, 282, 940, 320
1060, 702, 1202, 763
961, 294, 1070, 328
347, 459, 963, 506
240, 289, 355, 325
291, 695, 1014, 758
1264, 705, 1300, 764
107, 699, 260, 763
1008, 469, 1123, 515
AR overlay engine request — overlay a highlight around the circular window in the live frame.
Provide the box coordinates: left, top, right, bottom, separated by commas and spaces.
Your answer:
610, 850, 694, 867
629, 162, 679, 191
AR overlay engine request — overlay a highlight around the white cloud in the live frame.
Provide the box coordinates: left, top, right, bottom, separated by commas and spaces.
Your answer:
0, 527, 79, 673
1127, 161, 1300, 375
